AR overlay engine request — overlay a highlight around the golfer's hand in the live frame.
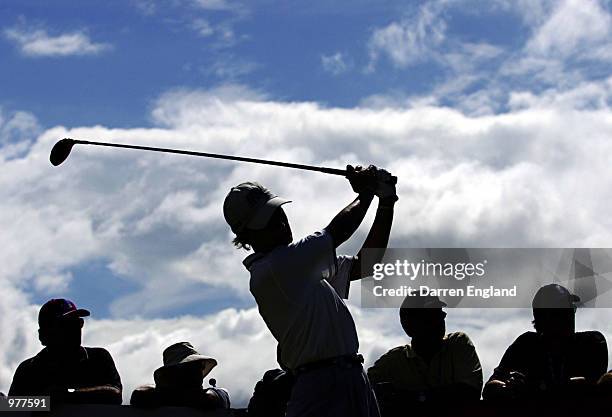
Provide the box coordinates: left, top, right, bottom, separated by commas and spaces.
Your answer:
374, 168, 398, 202
346, 165, 376, 195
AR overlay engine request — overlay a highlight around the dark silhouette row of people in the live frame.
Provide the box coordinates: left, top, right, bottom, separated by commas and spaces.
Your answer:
4, 283, 611, 414
3, 165, 612, 417
6, 298, 229, 410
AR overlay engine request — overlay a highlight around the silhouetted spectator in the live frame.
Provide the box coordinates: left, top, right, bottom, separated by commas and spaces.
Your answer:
483, 284, 608, 401
130, 342, 229, 409
596, 371, 612, 397
368, 294, 482, 412
247, 368, 295, 417
9, 298, 122, 404
224, 165, 397, 417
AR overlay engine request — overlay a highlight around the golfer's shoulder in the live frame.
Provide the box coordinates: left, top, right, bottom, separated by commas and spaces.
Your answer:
275, 230, 334, 263
290, 230, 332, 250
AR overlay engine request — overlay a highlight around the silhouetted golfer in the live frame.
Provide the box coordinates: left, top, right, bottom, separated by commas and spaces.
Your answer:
224, 165, 397, 417
368, 294, 482, 411
130, 342, 230, 409
483, 284, 608, 401
9, 298, 122, 404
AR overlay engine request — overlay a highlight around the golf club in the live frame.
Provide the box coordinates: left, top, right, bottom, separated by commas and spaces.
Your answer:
50, 138, 397, 184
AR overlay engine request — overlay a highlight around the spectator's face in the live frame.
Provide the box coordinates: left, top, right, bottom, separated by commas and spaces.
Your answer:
401, 308, 446, 341
533, 308, 575, 340
42, 317, 83, 350
160, 363, 204, 389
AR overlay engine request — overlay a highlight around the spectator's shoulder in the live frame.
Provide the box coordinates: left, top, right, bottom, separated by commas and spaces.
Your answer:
575, 330, 607, 345
373, 345, 409, 367
14, 355, 37, 373
445, 331, 475, 346
512, 331, 539, 346
83, 347, 116, 362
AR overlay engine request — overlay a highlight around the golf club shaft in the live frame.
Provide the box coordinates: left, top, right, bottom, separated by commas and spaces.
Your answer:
68, 138, 347, 176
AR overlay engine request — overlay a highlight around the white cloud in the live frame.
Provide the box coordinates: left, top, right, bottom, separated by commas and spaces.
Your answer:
367, 2, 447, 69
0, 108, 40, 160
491, 0, 556, 27
192, 0, 238, 11
191, 18, 216, 37
201, 54, 259, 80
321, 52, 351, 75
0, 109, 39, 143
495, 0, 612, 90
361, 0, 611, 113
526, 0, 612, 59
131, 0, 157, 15
2, 81, 612, 401
4, 27, 112, 57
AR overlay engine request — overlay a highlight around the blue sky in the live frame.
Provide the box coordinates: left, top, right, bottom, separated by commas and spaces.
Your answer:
1, 0, 547, 128
2, 0, 612, 405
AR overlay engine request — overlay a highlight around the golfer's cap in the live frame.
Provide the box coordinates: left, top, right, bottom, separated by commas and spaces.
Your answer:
532, 284, 580, 309
223, 182, 291, 234
38, 298, 90, 328
400, 293, 447, 309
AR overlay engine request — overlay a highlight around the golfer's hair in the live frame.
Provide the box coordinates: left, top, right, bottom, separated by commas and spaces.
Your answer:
233, 235, 251, 250
232, 230, 253, 250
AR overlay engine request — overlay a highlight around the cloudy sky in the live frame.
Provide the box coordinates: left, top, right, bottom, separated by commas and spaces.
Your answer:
1, 0, 612, 406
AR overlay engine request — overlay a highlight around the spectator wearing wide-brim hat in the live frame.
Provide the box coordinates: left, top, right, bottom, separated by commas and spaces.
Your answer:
130, 342, 230, 409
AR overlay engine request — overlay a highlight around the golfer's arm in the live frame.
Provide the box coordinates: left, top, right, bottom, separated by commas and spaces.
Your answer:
350, 198, 395, 280
325, 193, 374, 249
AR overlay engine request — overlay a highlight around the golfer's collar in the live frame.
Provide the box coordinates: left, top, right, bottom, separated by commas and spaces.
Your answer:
243, 252, 266, 269
243, 245, 287, 269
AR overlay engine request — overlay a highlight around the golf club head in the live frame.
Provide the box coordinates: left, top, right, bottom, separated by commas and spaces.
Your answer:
50, 138, 75, 166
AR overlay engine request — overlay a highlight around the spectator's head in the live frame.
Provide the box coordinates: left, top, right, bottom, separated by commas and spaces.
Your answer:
532, 284, 579, 340
224, 182, 292, 251
399, 294, 447, 342
38, 298, 90, 350
154, 342, 217, 389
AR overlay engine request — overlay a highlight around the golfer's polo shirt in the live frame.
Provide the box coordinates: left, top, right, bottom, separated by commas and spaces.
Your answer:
367, 332, 482, 393
244, 230, 359, 371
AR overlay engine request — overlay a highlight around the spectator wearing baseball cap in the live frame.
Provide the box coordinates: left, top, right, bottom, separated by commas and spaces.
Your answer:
483, 284, 608, 401
130, 342, 230, 409
224, 165, 397, 417
368, 293, 482, 412
9, 298, 122, 404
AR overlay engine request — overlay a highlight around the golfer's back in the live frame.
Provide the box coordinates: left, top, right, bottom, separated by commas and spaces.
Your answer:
244, 230, 358, 370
